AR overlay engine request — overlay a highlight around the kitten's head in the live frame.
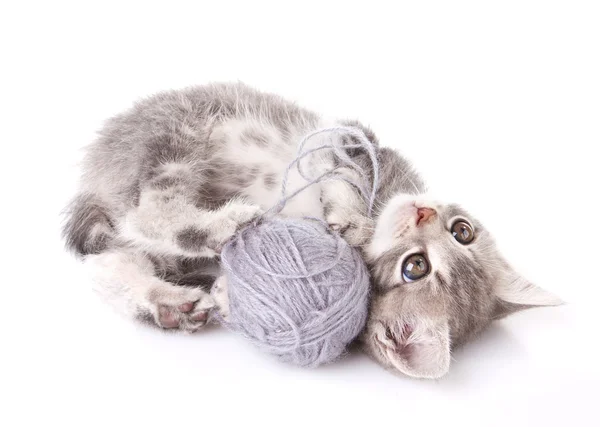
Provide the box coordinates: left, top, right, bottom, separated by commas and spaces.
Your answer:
361, 194, 562, 379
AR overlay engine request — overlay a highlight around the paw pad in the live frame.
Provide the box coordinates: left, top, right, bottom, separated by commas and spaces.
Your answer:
156, 300, 212, 331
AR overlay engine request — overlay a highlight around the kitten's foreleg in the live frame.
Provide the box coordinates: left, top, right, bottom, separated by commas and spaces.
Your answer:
322, 168, 375, 247
86, 249, 215, 331
120, 164, 262, 257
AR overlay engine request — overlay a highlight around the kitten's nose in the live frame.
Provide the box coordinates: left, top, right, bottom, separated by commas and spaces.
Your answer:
416, 207, 437, 226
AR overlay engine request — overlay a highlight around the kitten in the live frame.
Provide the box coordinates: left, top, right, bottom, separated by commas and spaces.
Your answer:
63, 82, 561, 379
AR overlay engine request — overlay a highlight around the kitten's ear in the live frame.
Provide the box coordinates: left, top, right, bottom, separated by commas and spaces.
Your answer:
493, 274, 564, 319
383, 318, 451, 379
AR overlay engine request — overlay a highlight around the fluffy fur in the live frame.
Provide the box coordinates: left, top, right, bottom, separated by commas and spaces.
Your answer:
63, 82, 561, 378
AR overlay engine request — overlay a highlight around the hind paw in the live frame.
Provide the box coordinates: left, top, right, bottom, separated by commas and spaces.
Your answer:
145, 285, 215, 332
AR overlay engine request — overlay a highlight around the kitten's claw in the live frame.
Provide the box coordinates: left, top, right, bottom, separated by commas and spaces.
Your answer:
326, 212, 374, 246
328, 223, 350, 233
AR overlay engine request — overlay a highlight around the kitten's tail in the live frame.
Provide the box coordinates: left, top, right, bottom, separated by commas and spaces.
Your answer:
61, 193, 115, 256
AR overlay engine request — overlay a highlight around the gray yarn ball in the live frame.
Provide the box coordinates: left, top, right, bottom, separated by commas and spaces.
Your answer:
220, 217, 370, 367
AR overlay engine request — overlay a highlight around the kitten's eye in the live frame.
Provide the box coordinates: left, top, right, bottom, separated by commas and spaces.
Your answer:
452, 220, 475, 244
402, 254, 430, 282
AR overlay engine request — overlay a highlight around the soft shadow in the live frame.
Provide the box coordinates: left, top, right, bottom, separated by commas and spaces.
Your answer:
317, 348, 371, 372
438, 322, 524, 388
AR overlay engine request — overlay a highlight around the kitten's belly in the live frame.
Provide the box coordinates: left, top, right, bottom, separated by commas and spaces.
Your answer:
211, 118, 325, 219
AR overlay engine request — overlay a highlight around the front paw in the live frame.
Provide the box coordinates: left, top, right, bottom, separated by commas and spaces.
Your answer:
327, 212, 374, 247
209, 203, 263, 252
226, 202, 263, 227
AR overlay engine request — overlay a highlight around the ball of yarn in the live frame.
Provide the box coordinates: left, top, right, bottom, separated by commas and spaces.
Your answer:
220, 217, 370, 367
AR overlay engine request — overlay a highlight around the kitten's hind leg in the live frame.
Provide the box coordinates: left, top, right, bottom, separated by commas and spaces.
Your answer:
86, 249, 215, 331
120, 163, 262, 258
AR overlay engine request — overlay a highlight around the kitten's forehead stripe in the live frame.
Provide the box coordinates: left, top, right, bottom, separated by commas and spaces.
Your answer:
434, 271, 448, 289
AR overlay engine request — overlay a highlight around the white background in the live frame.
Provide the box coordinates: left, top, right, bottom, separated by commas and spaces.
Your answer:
2, 1, 599, 426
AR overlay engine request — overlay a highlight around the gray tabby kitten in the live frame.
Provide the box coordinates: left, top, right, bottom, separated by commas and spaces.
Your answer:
63, 82, 561, 379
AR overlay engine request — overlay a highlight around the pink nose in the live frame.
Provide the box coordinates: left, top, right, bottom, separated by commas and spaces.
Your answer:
416, 207, 437, 226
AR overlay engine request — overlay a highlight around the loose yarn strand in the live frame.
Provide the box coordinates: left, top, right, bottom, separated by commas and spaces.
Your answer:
264, 126, 379, 218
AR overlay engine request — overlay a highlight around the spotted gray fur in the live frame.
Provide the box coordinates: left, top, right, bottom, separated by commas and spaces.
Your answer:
149, 175, 186, 190
263, 173, 278, 190
176, 227, 209, 252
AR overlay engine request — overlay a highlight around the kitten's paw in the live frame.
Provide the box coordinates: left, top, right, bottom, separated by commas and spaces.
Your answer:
146, 285, 215, 332
211, 275, 230, 321
226, 202, 263, 227
209, 203, 263, 252
327, 212, 374, 247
